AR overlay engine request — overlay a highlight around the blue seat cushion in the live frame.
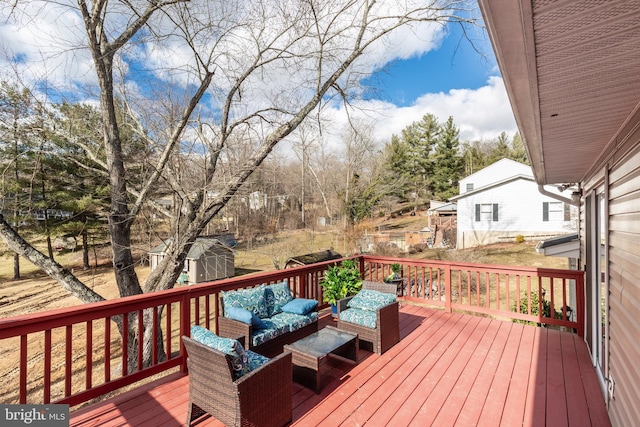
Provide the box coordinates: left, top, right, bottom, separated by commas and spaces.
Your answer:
269, 311, 318, 332
243, 350, 270, 376
347, 289, 396, 312
339, 307, 377, 329
190, 325, 249, 379
251, 320, 289, 347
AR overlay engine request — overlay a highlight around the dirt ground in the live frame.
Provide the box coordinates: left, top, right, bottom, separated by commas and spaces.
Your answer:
0, 246, 151, 319
0, 248, 156, 405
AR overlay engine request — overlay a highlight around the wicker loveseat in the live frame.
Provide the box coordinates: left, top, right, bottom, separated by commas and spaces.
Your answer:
336, 281, 400, 354
218, 280, 319, 356
182, 329, 292, 427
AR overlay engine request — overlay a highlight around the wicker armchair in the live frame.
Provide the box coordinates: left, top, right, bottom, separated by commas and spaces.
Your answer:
336, 281, 400, 354
182, 336, 292, 427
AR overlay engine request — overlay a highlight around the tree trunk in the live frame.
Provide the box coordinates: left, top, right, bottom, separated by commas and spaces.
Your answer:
13, 253, 20, 280
0, 214, 105, 303
119, 308, 167, 374
82, 226, 90, 270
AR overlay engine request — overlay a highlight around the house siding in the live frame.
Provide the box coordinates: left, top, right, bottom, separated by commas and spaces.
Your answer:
600, 139, 640, 427
456, 177, 576, 248
459, 158, 531, 194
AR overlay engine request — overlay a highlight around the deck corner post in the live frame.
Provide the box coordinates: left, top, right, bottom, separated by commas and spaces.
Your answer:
180, 294, 191, 373
445, 265, 452, 313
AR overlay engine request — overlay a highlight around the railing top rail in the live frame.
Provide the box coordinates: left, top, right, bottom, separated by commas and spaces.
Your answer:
0, 254, 583, 339
360, 255, 584, 279
0, 259, 341, 339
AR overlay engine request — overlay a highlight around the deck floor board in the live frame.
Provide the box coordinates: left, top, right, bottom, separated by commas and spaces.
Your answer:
70, 304, 611, 427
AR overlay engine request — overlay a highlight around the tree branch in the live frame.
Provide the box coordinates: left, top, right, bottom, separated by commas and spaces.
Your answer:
0, 214, 105, 304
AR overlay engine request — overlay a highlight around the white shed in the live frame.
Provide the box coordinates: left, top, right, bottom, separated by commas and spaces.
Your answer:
149, 237, 235, 284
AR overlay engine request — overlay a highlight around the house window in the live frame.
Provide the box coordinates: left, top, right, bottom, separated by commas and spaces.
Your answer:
475, 203, 499, 221
466, 183, 474, 192
183, 260, 189, 272
543, 201, 568, 221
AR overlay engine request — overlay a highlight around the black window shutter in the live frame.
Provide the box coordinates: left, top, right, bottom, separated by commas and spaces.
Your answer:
492, 204, 499, 221
475, 204, 480, 222
543, 202, 549, 221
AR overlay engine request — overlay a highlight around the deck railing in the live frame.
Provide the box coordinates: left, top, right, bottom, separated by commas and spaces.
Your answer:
362, 256, 584, 336
0, 255, 584, 408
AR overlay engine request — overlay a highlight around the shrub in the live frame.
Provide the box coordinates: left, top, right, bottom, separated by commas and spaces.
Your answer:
320, 259, 362, 305
515, 234, 526, 243
513, 291, 557, 326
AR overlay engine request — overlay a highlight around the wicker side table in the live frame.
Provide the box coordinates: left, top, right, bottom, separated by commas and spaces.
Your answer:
283, 326, 358, 393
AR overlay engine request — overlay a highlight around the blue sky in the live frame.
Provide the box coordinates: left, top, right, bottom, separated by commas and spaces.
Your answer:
342, 21, 515, 146
0, 3, 516, 145
365, 23, 498, 106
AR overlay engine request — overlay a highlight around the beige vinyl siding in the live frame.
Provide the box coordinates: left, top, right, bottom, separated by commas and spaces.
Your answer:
605, 135, 640, 427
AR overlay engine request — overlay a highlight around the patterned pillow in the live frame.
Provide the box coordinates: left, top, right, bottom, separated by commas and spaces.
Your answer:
244, 350, 270, 374
347, 289, 396, 312
265, 280, 293, 317
190, 326, 248, 378
222, 285, 269, 318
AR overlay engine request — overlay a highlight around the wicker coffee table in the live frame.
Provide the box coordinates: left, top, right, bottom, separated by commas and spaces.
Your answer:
283, 326, 358, 393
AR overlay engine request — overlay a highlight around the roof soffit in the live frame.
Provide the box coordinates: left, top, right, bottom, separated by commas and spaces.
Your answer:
479, 0, 640, 185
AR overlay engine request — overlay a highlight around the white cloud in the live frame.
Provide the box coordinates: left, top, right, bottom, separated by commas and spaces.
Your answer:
1, 0, 514, 153
356, 75, 515, 142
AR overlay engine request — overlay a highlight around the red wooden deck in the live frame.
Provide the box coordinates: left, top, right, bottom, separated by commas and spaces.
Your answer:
70, 304, 610, 426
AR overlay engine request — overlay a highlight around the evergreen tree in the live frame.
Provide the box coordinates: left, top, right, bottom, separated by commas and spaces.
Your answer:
384, 114, 440, 208
0, 81, 42, 278
344, 174, 381, 224
486, 131, 511, 165
432, 116, 463, 200
510, 132, 529, 164
52, 102, 114, 269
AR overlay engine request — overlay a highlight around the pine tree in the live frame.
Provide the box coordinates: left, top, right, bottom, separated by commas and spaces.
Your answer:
0, 81, 42, 279
384, 114, 440, 209
510, 132, 529, 164
486, 131, 511, 164
432, 116, 463, 200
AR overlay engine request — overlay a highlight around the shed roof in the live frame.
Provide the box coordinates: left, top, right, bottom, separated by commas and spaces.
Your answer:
428, 202, 457, 212
535, 233, 579, 258
149, 237, 233, 260
284, 249, 342, 268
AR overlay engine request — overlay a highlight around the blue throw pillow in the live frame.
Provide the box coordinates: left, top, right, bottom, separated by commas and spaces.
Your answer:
281, 298, 318, 315
225, 306, 267, 329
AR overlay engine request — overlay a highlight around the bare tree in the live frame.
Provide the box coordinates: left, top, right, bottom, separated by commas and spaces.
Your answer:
0, 0, 478, 368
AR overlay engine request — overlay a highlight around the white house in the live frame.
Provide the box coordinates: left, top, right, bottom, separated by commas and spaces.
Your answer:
450, 158, 577, 248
